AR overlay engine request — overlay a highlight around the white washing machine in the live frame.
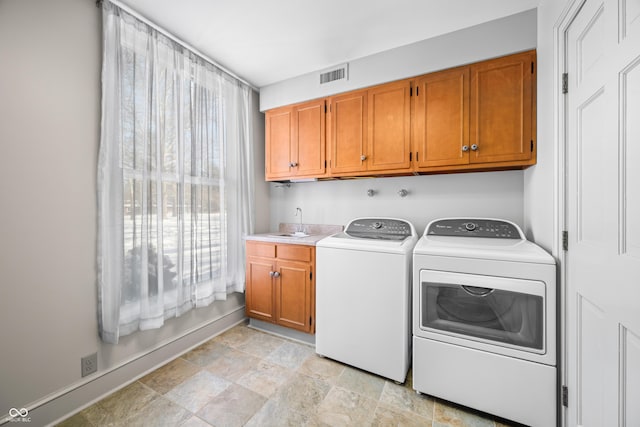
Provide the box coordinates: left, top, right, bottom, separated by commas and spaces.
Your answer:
412, 218, 557, 427
316, 218, 418, 383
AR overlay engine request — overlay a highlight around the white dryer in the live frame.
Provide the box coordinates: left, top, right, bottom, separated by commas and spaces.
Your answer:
412, 218, 557, 427
316, 218, 418, 383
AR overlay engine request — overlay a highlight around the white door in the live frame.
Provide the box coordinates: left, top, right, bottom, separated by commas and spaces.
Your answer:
565, 0, 640, 425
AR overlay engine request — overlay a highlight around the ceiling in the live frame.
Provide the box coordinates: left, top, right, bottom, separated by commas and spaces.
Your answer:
118, 0, 539, 88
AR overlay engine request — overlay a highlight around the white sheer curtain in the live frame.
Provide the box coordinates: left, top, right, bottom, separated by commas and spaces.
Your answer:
98, 1, 254, 344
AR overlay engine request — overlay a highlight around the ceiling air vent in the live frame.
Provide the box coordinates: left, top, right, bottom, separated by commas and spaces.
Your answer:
319, 64, 348, 85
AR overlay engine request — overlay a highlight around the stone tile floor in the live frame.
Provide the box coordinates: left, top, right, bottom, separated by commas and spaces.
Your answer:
57, 322, 517, 427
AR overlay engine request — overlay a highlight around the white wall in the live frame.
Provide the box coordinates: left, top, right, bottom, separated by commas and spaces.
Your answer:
0, 1, 264, 424
524, 0, 570, 254
260, 9, 537, 111
270, 171, 524, 235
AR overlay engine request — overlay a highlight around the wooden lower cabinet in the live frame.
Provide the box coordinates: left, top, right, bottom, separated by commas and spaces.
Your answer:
245, 241, 315, 334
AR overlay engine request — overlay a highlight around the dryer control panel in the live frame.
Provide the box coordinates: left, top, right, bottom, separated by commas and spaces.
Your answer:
346, 218, 413, 241
426, 218, 523, 239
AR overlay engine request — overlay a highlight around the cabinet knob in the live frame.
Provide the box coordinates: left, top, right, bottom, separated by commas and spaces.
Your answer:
462, 145, 469, 152
360, 155, 367, 161
273, 271, 281, 278
471, 144, 478, 151
289, 161, 298, 167
269, 271, 275, 277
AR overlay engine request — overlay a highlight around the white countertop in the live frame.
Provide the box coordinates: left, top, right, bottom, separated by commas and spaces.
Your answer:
244, 223, 343, 246
244, 233, 332, 246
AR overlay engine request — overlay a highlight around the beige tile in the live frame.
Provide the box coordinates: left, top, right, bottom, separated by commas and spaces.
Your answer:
83, 381, 159, 426
165, 370, 232, 413
245, 398, 311, 427
273, 373, 331, 414
181, 340, 232, 368
180, 416, 213, 427
139, 357, 200, 394
206, 347, 261, 381
264, 340, 314, 369
298, 355, 345, 383
123, 396, 192, 427
335, 366, 386, 401
316, 386, 378, 426
212, 324, 257, 348
372, 402, 434, 427
235, 331, 286, 359
433, 400, 495, 427
55, 410, 94, 427
380, 381, 434, 420
197, 383, 266, 427
236, 360, 293, 398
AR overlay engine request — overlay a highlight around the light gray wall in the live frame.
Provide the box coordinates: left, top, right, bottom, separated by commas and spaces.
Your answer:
523, 0, 569, 254
270, 172, 525, 235
0, 1, 262, 424
260, 9, 537, 111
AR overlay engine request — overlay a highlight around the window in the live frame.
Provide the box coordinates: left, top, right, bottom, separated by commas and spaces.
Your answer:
98, 2, 254, 343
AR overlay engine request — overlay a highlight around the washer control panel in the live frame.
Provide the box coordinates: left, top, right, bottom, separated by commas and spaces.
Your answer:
426, 218, 523, 239
346, 218, 413, 241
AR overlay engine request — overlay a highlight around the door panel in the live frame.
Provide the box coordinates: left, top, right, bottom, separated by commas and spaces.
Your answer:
621, 58, 640, 257
246, 258, 275, 322
470, 52, 534, 164
576, 295, 606, 425
565, 0, 640, 425
265, 108, 293, 179
621, 326, 640, 426
329, 91, 367, 174
276, 261, 310, 332
620, 0, 640, 41
367, 81, 412, 171
294, 100, 325, 177
576, 88, 606, 247
576, 4, 605, 84
414, 67, 469, 168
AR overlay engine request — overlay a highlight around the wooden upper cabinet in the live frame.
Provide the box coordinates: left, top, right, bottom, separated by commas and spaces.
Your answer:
367, 80, 412, 172
413, 67, 470, 169
265, 106, 293, 180
328, 90, 368, 174
294, 99, 326, 177
265, 99, 326, 181
264, 50, 536, 180
470, 50, 535, 164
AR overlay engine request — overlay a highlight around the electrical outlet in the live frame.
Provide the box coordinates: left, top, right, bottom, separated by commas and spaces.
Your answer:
81, 353, 98, 377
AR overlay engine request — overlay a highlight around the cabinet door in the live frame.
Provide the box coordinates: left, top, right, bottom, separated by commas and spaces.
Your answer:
245, 257, 275, 322
413, 67, 470, 169
275, 260, 311, 333
265, 106, 293, 180
470, 51, 535, 164
329, 90, 368, 174
367, 80, 412, 172
293, 99, 326, 177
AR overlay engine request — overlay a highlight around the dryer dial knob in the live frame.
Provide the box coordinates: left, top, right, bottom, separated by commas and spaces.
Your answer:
465, 222, 477, 232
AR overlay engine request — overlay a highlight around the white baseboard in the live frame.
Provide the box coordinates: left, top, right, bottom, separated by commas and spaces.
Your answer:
7, 308, 246, 427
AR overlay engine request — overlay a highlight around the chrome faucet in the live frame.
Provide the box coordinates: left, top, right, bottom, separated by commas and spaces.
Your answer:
295, 207, 303, 233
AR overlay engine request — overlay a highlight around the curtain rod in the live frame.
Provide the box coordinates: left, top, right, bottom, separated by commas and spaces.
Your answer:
96, 0, 259, 92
